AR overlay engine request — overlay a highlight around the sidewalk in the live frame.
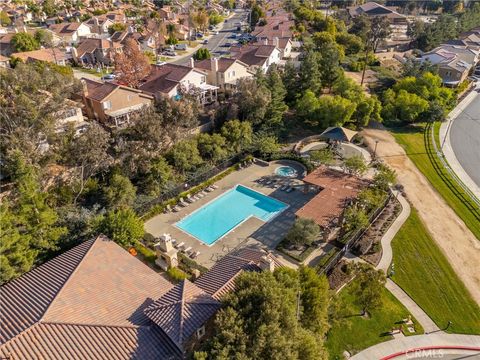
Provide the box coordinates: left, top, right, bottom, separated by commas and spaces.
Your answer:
350, 333, 480, 360
386, 280, 440, 334
439, 83, 480, 199
375, 191, 410, 273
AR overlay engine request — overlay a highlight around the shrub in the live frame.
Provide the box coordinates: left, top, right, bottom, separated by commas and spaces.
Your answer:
167, 267, 190, 283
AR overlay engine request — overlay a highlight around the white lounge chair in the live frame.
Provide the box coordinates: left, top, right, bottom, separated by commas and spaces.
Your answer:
211, 184, 218, 189
191, 251, 200, 259
173, 205, 182, 212
179, 198, 188, 206
183, 246, 192, 253
197, 192, 205, 198
175, 242, 185, 249
205, 187, 213, 192
186, 194, 195, 203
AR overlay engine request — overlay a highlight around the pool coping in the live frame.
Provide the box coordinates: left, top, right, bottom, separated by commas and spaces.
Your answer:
173, 184, 290, 247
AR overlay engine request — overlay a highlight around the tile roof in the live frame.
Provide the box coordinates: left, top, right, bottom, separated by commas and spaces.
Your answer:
231, 44, 277, 67
296, 166, 368, 227
0, 322, 180, 360
194, 57, 236, 72
11, 48, 67, 63
194, 247, 282, 300
0, 236, 180, 360
82, 78, 118, 101
0, 239, 95, 344
139, 63, 194, 95
49, 22, 84, 35
75, 38, 122, 57
144, 280, 220, 349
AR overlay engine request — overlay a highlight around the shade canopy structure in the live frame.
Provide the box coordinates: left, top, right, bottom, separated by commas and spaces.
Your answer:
319, 126, 358, 142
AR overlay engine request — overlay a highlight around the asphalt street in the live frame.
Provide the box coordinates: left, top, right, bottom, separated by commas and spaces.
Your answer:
173, 8, 248, 66
449, 88, 480, 188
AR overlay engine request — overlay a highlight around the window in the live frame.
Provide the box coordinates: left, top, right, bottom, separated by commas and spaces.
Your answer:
196, 326, 206, 339
201, 76, 206, 83
103, 101, 112, 110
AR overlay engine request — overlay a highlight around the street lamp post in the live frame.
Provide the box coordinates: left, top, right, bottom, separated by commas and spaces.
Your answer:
373, 140, 379, 160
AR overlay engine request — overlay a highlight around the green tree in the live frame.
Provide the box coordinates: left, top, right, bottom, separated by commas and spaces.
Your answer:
254, 134, 281, 157
169, 139, 203, 173
264, 64, 288, 131
352, 264, 386, 315
11, 32, 40, 52
282, 60, 299, 104
310, 148, 334, 165
42, 0, 57, 17
285, 218, 320, 249
335, 32, 363, 55
197, 270, 327, 360
140, 156, 175, 196
250, 4, 265, 25
373, 164, 397, 191
197, 133, 228, 163
98, 208, 144, 246
299, 51, 322, 95
34, 29, 53, 47
103, 173, 137, 209
343, 204, 369, 232
382, 89, 429, 125
301, 94, 355, 129
209, 11, 223, 26
232, 78, 271, 126
357, 188, 386, 213
0, 202, 37, 284
193, 48, 211, 60
108, 22, 127, 35
0, 11, 12, 26
343, 155, 368, 176
221, 119, 253, 153
299, 266, 330, 336
318, 42, 344, 90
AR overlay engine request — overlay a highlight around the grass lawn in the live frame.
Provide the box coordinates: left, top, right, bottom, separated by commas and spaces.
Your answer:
391, 207, 480, 334
391, 123, 480, 240
325, 280, 423, 360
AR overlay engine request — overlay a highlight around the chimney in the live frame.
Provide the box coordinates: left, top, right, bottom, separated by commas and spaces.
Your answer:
157, 233, 174, 252
259, 255, 275, 272
190, 57, 195, 68
263, 38, 268, 45
81, 79, 88, 97
211, 57, 218, 72
273, 37, 279, 48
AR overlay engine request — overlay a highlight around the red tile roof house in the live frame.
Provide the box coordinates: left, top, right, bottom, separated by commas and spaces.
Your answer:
295, 166, 369, 239
11, 48, 69, 66
139, 63, 219, 104
0, 235, 282, 359
80, 78, 154, 127
72, 38, 123, 66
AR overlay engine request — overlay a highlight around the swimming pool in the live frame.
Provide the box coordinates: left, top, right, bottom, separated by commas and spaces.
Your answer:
176, 185, 288, 245
275, 166, 297, 177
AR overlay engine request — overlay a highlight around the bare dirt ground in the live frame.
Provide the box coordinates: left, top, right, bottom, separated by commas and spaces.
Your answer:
362, 129, 480, 305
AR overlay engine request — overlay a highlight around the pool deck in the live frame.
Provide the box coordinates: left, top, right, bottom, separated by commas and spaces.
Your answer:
144, 160, 314, 269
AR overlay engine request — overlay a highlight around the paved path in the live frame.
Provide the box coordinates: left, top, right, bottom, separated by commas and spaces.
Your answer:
375, 191, 410, 272
385, 280, 440, 334
350, 333, 480, 360
440, 82, 480, 199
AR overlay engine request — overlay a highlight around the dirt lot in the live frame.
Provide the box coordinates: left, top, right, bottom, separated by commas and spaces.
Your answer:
362, 129, 480, 305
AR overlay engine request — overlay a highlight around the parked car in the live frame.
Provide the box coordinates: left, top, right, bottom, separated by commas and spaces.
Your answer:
196, 32, 203, 38
162, 50, 177, 56
156, 61, 167, 66
102, 73, 116, 80
222, 42, 232, 47
215, 31, 219, 35
174, 43, 187, 51
203, 39, 209, 44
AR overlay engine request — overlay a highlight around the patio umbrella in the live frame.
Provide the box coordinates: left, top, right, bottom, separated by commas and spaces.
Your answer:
319, 126, 358, 143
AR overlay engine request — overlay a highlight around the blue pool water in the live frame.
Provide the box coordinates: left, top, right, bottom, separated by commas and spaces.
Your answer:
275, 166, 297, 177
176, 185, 287, 245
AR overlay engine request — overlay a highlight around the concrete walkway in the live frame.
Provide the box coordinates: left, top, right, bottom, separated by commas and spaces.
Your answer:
372, 191, 440, 333
350, 333, 480, 360
375, 191, 410, 272
439, 82, 480, 199
386, 280, 440, 334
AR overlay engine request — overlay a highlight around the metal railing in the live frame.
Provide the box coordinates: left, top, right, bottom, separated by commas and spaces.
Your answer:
428, 123, 480, 210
